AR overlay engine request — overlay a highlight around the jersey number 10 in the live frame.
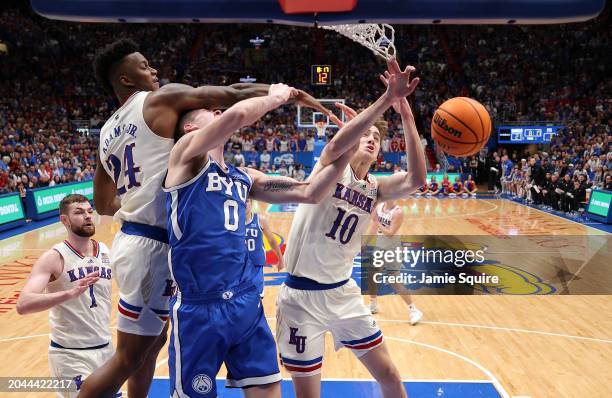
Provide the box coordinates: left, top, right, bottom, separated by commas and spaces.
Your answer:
325, 208, 359, 244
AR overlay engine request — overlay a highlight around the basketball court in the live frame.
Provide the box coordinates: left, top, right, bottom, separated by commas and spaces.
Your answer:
1, 197, 610, 398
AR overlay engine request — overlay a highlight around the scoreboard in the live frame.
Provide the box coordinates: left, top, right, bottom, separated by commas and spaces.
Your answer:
497, 125, 564, 144
311, 65, 331, 85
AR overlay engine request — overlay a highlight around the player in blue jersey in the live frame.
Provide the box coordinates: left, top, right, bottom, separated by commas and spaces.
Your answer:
245, 198, 284, 297
162, 80, 389, 397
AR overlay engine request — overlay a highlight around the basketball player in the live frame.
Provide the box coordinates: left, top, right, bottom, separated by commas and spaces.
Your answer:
367, 200, 423, 324
245, 197, 285, 297
16, 194, 119, 398
277, 59, 426, 398
84, 39, 328, 398
164, 80, 383, 397
464, 174, 478, 196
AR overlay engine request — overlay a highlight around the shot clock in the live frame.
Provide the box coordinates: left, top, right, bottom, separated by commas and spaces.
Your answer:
311, 65, 331, 85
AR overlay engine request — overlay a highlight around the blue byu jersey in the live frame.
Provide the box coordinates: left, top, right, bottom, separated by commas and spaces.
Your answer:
164, 158, 253, 296
246, 213, 266, 267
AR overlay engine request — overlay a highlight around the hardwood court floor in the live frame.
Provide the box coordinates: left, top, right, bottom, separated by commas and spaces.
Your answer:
0, 199, 610, 397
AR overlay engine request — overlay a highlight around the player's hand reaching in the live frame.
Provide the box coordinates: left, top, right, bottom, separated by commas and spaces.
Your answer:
67, 271, 100, 299
331, 102, 359, 128
381, 59, 420, 103
268, 83, 299, 103
294, 90, 335, 120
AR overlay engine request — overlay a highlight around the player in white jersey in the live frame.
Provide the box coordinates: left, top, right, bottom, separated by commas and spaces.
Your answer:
86, 39, 329, 398
17, 194, 119, 398
277, 59, 427, 398
367, 200, 423, 324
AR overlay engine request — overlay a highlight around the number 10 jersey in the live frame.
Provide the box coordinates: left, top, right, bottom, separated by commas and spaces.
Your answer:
284, 164, 378, 284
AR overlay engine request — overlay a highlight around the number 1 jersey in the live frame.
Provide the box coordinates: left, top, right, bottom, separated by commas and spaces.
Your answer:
283, 165, 378, 284
99, 91, 174, 228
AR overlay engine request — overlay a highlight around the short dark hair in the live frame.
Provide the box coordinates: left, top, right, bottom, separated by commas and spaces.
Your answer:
175, 109, 201, 140
93, 39, 139, 94
59, 194, 89, 215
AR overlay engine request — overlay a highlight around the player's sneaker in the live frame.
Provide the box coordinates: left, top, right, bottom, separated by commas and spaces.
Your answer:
369, 299, 379, 314
409, 304, 423, 325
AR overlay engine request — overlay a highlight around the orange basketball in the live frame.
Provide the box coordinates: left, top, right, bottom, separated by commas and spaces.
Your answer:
431, 97, 492, 157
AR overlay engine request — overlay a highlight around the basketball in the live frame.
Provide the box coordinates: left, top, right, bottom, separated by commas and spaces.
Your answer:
431, 97, 491, 157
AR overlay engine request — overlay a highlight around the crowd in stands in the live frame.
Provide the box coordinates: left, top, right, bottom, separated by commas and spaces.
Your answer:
0, 1, 609, 212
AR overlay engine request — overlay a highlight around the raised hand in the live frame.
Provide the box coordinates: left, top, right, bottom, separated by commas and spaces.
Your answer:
381, 62, 420, 102
67, 271, 100, 299
294, 90, 334, 119
332, 102, 359, 128
269, 83, 299, 103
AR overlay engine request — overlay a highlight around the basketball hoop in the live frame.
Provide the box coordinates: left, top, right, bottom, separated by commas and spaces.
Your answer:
315, 121, 328, 140
321, 24, 396, 60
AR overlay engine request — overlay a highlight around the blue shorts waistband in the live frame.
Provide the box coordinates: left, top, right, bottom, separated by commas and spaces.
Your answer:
121, 221, 168, 244
177, 280, 256, 304
284, 275, 349, 290
50, 340, 109, 350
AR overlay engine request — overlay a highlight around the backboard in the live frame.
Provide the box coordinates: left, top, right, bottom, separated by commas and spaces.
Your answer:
31, 0, 605, 24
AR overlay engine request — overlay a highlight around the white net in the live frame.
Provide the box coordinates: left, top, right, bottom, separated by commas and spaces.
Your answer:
321, 23, 396, 60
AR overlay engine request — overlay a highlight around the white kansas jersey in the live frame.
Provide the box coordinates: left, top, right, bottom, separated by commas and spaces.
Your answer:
374, 203, 400, 234
48, 240, 112, 348
284, 165, 378, 284
99, 91, 174, 228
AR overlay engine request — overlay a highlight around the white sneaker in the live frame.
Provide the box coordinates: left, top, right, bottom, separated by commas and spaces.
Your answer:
369, 300, 379, 314
409, 305, 423, 325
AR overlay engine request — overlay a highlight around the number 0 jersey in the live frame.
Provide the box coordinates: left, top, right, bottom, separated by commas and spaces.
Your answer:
99, 91, 174, 228
164, 158, 253, 296
284, 165, 378, 284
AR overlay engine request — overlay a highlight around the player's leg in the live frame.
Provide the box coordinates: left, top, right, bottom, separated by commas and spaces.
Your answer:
390, 281, 423, 325
225, 290, 281, 398
331, 280, 407, 398
359, 343, 407, 398
276, 284, 327, 398
127, 321, 169, 397
168, 295, 229, 397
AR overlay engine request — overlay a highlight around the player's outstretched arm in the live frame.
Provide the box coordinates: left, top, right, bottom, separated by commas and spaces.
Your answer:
93, 153, 121, 216
319, 60, 420, 167
167, 84, 296, 185
16, 250, 100, 315
376, 61, 428, 201
245, 145, 355, 204
259, 215, 285, 271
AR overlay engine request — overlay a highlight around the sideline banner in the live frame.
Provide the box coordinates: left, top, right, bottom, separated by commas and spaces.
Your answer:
0, 193, 26, 232
26, 181, 93, 220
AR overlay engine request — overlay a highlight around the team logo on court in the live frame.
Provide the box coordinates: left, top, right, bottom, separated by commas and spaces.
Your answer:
191, 374, 213, 394
289, 327, 307, 353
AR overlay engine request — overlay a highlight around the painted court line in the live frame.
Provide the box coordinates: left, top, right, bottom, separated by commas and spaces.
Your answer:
412, 320, 612, 344
509, 199, 606, 234
151, 376, 495, 383
386, 336, 510, 398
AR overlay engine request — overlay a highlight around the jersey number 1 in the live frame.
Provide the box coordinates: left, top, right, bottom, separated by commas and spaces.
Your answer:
325, 208, 359, 244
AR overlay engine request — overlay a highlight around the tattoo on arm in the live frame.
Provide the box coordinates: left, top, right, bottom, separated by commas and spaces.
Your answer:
263, 180, 297, 192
